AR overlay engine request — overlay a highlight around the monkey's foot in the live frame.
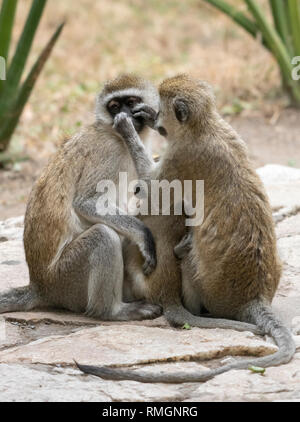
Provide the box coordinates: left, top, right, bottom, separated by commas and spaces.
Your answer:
115, 301, 162, 321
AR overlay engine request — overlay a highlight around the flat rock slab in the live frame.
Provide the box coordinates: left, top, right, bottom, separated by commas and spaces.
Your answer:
0, 217, 28, 291
0, 344, 299, 402
276, 213, 300, 239
0, 240, 29, 291
2, 311, 168, 328
0, 165, 300, 402
187, 351, 300, 402
0, 216, 24, 242
272, 296, 300, 334
257, 164, 300, 186
0, 325, 278, 367
257, 165, 300, 210
0, 363, 192, 402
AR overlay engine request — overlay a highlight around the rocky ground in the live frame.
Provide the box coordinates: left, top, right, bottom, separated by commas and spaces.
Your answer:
0, 164, 299, 402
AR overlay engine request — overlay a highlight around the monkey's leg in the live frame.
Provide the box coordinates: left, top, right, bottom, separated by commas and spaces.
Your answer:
166, 251, 263, 334
74, 199, 156, 275
55, 224, 161, 321
180, 252, 204, 316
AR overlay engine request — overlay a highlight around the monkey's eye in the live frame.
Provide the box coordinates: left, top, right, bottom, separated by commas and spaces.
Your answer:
126, 96, 140, 108
108, 100, 120, 114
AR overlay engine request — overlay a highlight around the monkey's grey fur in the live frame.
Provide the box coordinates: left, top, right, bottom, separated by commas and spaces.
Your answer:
0, 74, 161, 321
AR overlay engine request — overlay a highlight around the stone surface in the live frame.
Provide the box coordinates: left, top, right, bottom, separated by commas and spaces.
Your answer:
0, 216, 24, 242
276, 213, 300, 239
0, 240, 29, 292
0, 165, 299, 402
0, 217, 28, 292
0, 363, 191, 402
256, 164, 300, 186
257, 165, 300, 210
2, 311, 168, 328
0, 325, 278, 366
187, 351, 300, 402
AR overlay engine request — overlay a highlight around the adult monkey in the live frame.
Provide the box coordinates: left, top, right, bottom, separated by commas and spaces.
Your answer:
0, 74, 161, 321
77, 74, 295, 382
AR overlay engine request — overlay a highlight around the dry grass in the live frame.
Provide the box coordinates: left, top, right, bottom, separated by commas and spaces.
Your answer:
9, 0, 284, 157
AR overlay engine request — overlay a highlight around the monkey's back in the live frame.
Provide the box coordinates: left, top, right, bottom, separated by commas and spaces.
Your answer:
191, 128, 281, 317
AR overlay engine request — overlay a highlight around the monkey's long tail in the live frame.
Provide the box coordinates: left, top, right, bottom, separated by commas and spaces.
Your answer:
76, 301, 296, 384
0, 286, 41, 313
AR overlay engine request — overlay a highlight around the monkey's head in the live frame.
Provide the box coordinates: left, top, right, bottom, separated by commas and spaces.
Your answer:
96, 74, 159, 134
157, 74, 216, 140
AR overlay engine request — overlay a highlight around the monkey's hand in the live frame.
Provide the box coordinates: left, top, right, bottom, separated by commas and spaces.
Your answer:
132, 104, 157, 129
113, 112, 136, 140
174, 231, 192, 259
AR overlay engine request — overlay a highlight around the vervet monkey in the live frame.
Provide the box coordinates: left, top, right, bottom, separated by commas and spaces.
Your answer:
77, 74, 295, 383
0, 74, 162, 321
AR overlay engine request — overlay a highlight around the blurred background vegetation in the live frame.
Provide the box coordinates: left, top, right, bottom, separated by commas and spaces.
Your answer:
204, 0, 300, 104
0, 0, 299, 218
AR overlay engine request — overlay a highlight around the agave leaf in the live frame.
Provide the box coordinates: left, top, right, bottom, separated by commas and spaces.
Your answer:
0, 0, 47, 114
203, 0, 270, 51
245, 0, 300, 102
287, 0, 300, 57
269, 0, 294, 57
0, 22, 64, 151
0, 0, 18, 62
0, 0, 18, 93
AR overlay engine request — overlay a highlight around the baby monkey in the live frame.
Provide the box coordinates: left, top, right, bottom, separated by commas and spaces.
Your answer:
78, 75, 295, 383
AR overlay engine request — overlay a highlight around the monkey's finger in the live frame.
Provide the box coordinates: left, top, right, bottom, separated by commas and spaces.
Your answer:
113, 111, 133, 123
133, 112, 155, 127
132, 111, 150, 120
133, 104, 157, 121
113, 112, 134, 133
132, 103, 155, 113
142, 256, 157, 275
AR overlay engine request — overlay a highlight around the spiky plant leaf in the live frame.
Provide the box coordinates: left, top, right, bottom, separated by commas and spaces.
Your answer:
0, 0, 47, 114
0, 22, 64, 151
269, 0, 294, 56
203, 0, 270, 50
0, 0, 18, 93
287, 0, 300, 56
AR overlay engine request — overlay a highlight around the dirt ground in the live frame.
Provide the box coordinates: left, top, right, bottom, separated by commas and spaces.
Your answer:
1, 108, 300, 221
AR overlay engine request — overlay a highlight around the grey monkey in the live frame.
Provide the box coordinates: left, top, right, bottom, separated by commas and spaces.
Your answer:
0, 74, 161, 321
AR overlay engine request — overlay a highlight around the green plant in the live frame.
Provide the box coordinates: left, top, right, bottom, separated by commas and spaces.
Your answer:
0, 0, 64, 153
203, 0, 300, 105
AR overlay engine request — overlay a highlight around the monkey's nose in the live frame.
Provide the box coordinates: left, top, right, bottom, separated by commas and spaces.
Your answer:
158, 126, 168, 137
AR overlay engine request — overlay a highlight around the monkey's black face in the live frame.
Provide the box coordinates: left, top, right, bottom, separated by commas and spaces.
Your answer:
107, 96, 145, 132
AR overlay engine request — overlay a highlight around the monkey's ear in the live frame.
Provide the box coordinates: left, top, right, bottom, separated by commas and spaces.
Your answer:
173, 99, 189, 123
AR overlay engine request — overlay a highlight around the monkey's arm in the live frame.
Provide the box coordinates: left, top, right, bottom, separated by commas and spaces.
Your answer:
73, 196, 156, 275
113, 112, 157, 183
